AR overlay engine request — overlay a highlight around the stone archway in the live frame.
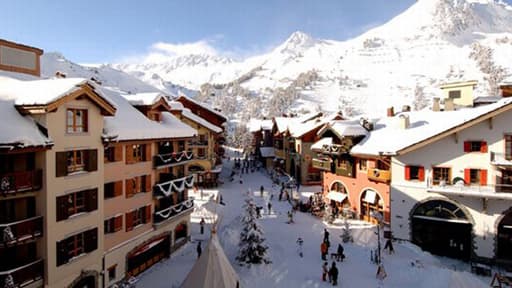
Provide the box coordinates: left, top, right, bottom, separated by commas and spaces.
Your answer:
496, 208, 512, 261
410, 199, 473, 260
68, 270, 98, 288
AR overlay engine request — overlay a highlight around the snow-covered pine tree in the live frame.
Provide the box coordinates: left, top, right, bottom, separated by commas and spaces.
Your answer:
341, 218, 353, 243
236, 196, 270, 265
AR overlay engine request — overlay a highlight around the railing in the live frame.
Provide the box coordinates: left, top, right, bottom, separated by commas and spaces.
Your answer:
427, 183, 512, 199
153, 175, 195, 197
154, 199, 194, 225
188, 140, 209, 147
367, 168, 391, 183
312, 158, 331, 171
0, 216, 43, 247
0, 170, 42, 195
320, 144, 349, 155
490, 152, 512, 166
153, 151, 194, 168
0, 258, 43, 288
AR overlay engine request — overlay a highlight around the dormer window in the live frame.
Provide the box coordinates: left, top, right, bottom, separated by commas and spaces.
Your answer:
67, 108, 88, 133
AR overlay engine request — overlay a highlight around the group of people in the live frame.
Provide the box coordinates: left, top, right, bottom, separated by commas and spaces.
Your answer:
320, 229, 346, 262
322, 261, 339, 286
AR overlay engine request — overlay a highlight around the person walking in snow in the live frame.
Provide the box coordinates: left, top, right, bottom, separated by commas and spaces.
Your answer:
287, 210, 294, 223
336, 243, 345, 262
296, 237, 304, 257
196, 241, 202, 259
260, 185, 264, 197
321, 240, 328, 260
267, 202, 272, 215
329, 261, 339, 286
199, 217, 205, 235
384, 238, 395, 254
322, 261, 329, 281
324, 228, 330, 242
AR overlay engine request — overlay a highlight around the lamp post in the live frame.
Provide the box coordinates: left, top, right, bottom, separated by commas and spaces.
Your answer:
371, 211, 383, 264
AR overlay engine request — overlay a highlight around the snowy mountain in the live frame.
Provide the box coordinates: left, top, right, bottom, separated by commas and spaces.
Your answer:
108, 0, 512, 118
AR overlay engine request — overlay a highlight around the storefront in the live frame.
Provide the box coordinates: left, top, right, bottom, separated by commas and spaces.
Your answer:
126, 234, 170, 277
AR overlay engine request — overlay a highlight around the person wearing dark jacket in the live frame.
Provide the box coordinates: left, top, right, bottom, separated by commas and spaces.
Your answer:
337, 243, 345, 261
196, 241, 202, 259
329, 261, 339, 286
324, 228, 330, 242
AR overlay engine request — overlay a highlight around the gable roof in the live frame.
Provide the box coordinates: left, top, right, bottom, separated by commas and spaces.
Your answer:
248, 118, 273, 133
123, 92, 172, 111
176, 95, 227, 122
351, 97, 512, 156
317, 120, 368, 139
290, 112, 343, 138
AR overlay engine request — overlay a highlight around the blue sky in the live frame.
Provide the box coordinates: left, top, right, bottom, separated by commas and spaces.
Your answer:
1, 0, 510, 63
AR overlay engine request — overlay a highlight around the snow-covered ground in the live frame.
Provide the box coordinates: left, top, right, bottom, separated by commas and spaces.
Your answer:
137, 148, 491, 288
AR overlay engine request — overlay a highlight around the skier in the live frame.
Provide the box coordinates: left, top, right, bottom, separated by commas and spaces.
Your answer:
196, 241, 202, 259
322, 261, 329, 281
296, 237, 304, 257
199, 217, 205, 234
329, 261, 339, 286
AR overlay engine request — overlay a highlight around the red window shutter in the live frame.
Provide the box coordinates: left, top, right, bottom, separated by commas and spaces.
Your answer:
114, 215, 123, 232
464, 141, 471, 152
405, 166, 411, 180
125, 145, 134, 164
480, 141, 488, 153
145, 205, 152, 224
125, 179, 134, 198
418, 166, 425, 181
114, 145, 123, 162
480, 169, 487, 186
464, 169, 471, 185
125, 212, 134, 231
144, 144, 152, 162
144, 175, 152, 193
115, 181, 123, 197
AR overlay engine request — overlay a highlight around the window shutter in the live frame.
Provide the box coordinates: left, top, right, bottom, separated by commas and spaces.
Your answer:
144, 175, 152, 193
125, 145, 134, 164
115, 181, 123, 197
464, 169, 471, 185
56, 152, 68, 177
56, 195, 69, 221
83, 110, 88, 132
480, 141, 488, 153
86, 189, 98, 212
480, 169, 487, 186
84, 228, 98, 253
145, 144, 152, 162
56, 240, 68, 266
405, 166, 411, 180
125, 179, 134, 198
114, 145, 123, 162
418, 166, 425, 182
145, 205, 152, 224
463, 141, 471, 152
126, 212, 134, 231
86, 149, 98, 172
114, 215, 123, 232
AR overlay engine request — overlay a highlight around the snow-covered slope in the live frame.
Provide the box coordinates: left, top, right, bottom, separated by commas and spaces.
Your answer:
111, 0, 512, 118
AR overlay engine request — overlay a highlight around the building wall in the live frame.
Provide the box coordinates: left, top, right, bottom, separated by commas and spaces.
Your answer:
43, 98, 104, 287
390, 109, 512, 259
440, 83, 475, 107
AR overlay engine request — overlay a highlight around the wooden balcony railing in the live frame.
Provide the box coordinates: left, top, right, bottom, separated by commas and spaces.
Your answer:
367, 168, 391, 183
153, 151, 194, 168
154, 199, 194, 225
0, 258, 43, 288
0, 170, 42, 195
0, 216, 43, 247
312, 158, 331, 171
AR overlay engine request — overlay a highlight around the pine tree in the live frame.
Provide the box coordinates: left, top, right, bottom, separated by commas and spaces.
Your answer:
236, 197, 270, 265
341, 218, 353, 243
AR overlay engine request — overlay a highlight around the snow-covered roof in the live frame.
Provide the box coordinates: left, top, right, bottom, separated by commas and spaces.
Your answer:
311, 137, 332, 151
274, 117, 294, 133
182, 108, 223, 133
351, 97, 512, 156
260, 147, 275, 158
161, 112, 197, 138
318, 120, 368, 138
177, 95, 227, 121
248, 118, 272, 133
102, 87, 195, 141
290, 112, 342, 138
0, 98, 51, 148
123, 92, 168, 106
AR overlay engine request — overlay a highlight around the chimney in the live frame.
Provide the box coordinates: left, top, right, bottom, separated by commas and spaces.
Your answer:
398, 114, 410, 129
402, 105, 411, 112
432, 98, 440, 112
444, 98, 454, 111
387, 107, 394, 117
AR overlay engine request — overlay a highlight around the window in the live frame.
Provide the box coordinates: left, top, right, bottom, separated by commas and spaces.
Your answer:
126, 144, 150, 164
125, 175, 151, 198
358, 159, 367, 171
178, 141, 185, 151
506, 135, 512, 160
104, 181, 123, 199
56, 149, 97, 177
66, 108, 88, 133
197, 148, 206, 158
104, 215, 123, 234
104, 145, 123, 163
56, 228, 97, 266
464, 169, 487, 185
463, 141, 487, 153
132, 144, 144, 162
433, 167, 451, 185
338, 159, 349, 170
125, 205, 151, 231
448, 90, 461, 99
405, 165, 424, 181
108, 265, 117, 282
56, 189, 98, 221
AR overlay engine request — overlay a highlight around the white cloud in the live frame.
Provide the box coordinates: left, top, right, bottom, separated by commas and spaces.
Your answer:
151, 40, 219, 57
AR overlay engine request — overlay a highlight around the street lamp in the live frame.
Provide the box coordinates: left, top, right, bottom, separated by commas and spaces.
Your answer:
371, 211, 383, 264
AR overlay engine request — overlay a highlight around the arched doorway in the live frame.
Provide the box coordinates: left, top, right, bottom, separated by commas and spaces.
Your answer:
173, 222, 188, 250
497, 210, 512, 261
411, 200, 472, 260
69, 271, 98, 288
326, 181, 351, 217
360, 189, 383, 224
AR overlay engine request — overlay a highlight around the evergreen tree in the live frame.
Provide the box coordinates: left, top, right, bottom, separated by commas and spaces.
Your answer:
236, 197, 270, 265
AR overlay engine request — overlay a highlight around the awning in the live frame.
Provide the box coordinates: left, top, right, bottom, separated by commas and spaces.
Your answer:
363, 190, 377, 204
326, 191, 347, 203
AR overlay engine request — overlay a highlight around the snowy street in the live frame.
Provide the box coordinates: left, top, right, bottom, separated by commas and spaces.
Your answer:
138, 151, 490, 288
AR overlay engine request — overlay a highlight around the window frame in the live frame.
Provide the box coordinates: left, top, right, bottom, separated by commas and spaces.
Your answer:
432, 167, 451, 185
66, 108, 88, 133
405, 165, 425, 181
358, 159, 367, 171
67, 150, 85, 173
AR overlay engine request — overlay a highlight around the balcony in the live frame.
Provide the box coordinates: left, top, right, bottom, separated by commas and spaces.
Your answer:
320, 144, 349, 155
188, 140, 209, 147
367, 168, 391, 183
0, 170, 42, 195
312, 158, 331, 171
153, 151, 194, 168
0, 216, 43, 247
427, 183, 512, 199
153, 175, 195, 197
154, 199, 194, 225
490, 152, 512, 167
0, 259, 43, 288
